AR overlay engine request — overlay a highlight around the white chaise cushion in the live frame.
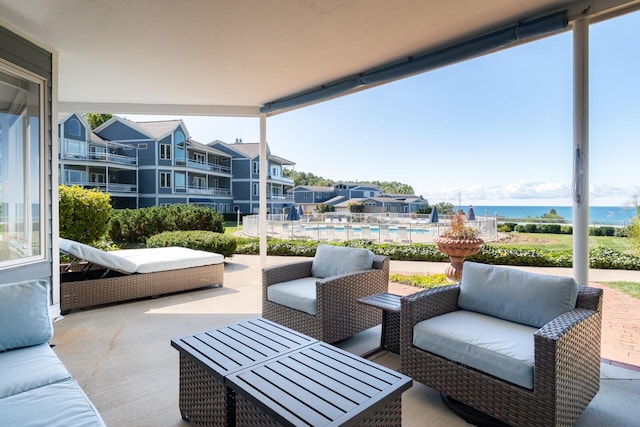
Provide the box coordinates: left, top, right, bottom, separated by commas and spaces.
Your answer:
0, 344, 71, 399
60, 238, 224, 274
458, 261, 579, 328
110, 247, 224, 273
267, 277, 319, 315
413, 310, 537, 389
311, 244, 374, 279
60, 238, 138, 273
0, 280, 53, 352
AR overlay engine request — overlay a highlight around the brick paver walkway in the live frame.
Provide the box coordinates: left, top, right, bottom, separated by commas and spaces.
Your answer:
388, 280, 640, 369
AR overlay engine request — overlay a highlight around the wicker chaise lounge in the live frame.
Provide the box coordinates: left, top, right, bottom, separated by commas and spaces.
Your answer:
400, 261, 602, 427
262, 244, 389, 343
59, 238, 224, 313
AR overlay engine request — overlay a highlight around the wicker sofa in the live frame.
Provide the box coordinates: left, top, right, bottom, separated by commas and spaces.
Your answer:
262, 244, 390, 343
59, 238, 224, 313
401, 261, 602, 427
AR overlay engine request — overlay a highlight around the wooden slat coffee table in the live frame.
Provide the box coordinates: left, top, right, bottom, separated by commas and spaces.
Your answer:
226, 342, 412, 426
171, 318, 317, 426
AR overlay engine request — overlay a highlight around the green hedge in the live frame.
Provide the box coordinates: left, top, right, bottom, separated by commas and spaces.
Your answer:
109, 204, 224, 244
59, 185, 112, 244
147, 230, 236, 258
234, 238, 640, 270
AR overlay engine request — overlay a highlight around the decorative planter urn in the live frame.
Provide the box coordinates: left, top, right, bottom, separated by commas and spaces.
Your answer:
434, 237, 484, 282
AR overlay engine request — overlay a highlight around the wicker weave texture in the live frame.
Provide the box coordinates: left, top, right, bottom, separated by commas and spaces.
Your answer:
178, 354, 233, 427
235, 394, 402, 427
400, 285, 603, 427
60, 263, 224, 312
262, 255, 389, 343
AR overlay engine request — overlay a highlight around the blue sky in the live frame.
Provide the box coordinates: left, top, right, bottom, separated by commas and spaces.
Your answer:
127, 11, 639, 207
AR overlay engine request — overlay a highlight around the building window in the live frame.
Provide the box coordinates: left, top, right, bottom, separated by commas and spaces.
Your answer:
160, 143, 171, 160
90, 173, 105, 183
0, 62, 45, 267
160, 172, 171, 188
252, 183, 259, 196
69, 118, 81, 136
174, 130, 186, 164
66, 170, 86, 184
174, 172, 186, 192
253, 161, 259, 174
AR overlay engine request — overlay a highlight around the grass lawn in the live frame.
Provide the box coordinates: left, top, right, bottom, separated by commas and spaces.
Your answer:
496, 232, 636, 254
604, 281, 640, 299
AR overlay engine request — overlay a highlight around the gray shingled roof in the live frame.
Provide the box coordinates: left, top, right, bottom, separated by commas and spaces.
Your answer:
133, 119, 184, 139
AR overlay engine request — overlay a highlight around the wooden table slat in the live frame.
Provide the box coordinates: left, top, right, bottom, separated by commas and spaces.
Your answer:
265, 361, 361, 410
233, 370, 330, 426
277, 357, 370, 403
253, 365, 348, 419
179, 335, 245, 375
237, 318, 317, 348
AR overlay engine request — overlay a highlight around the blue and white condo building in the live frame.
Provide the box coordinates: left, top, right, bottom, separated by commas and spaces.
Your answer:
58, 114, 296, 214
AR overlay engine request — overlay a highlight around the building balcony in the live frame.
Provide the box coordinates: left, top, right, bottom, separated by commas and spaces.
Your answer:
187, 186, 232, 196
268, 175, 294, 185
61, 151, 138, 166
181, 159, 231, 174
64, 181, 138, 193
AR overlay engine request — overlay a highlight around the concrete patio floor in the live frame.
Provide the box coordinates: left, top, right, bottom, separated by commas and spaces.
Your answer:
51, 255, 640, 426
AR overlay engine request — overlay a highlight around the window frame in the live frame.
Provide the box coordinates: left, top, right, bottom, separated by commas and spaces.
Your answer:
0, 59, 47, 268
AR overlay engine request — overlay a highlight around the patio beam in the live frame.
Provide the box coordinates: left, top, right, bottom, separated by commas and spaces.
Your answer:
572, 18, 589, 286
57, 102, 261, 117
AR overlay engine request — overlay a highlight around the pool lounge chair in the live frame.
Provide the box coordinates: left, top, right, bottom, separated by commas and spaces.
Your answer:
59, 238, 224, 313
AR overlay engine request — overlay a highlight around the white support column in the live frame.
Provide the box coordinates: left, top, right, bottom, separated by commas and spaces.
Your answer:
573, 18, 589, 286
259, 115, 268, 268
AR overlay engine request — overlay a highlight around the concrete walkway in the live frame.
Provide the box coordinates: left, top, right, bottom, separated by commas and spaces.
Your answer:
260, 255, 640, 368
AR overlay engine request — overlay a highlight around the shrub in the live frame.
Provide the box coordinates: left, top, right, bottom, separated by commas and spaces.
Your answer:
498, 222, 517, 232
59, 185, 112, 244
589, 226, 615, 237
560, 225, 573, 235
537, 224, 561, 234
523, 224, 538, 233
147, 230, 236, 258
589, 246, 640, 270
109, 204, 224, 244
614, 227, 628, 238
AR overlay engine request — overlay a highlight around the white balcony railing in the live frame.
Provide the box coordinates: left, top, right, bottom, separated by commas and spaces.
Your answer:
64, 181, 138, 193
186, 159, 231, 174
187, 186, 232, 196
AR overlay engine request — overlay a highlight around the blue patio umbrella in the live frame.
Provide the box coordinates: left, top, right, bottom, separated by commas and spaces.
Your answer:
429, 206, 439, 223
298, 205, 304, 217
467, 206, 476, 221
286, 205, 300, 221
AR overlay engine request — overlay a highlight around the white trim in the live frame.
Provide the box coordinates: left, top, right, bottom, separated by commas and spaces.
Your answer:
57, 102, 261, 117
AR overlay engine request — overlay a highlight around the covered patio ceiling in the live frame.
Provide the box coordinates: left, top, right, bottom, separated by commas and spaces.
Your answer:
1, 0, 638, 116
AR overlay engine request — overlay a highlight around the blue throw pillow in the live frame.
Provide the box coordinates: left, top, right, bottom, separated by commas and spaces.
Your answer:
458, 262, 578, 328
0, 280, 53, 352
311, 244, 374, 279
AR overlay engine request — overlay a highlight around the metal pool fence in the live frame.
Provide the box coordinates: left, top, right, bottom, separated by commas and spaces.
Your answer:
242, 213, 498, 244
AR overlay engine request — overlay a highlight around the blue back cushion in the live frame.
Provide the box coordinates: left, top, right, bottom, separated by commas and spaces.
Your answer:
0, 280, 53, 352
311, 244, 374, 279
458, 262, 578, 328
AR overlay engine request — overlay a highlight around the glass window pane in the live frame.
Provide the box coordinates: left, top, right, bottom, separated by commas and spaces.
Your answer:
0, 63, 44, 266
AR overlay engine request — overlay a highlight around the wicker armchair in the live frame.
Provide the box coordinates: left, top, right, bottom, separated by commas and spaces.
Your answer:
401, 280, 603, 427
262, 254, 389, 343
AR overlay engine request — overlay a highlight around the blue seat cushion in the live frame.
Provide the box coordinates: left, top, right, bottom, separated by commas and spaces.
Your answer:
413, 310, 537, 389
0, 378, 106, 427
0, 280, 53, 352
458, 261, 578, 328
267, 277, 319, 315
311, 244, 374, 279
0, 343, 71, 399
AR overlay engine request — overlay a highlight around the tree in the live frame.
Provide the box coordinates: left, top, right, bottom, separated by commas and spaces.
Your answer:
541, 208, 564, 220
627, 196, 640, 254
434, 202, 455, 216
347, 202, 364, 213
84, 113, 113, 129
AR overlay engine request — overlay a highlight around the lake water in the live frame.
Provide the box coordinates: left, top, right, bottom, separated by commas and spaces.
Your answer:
469, 205, 637, 226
